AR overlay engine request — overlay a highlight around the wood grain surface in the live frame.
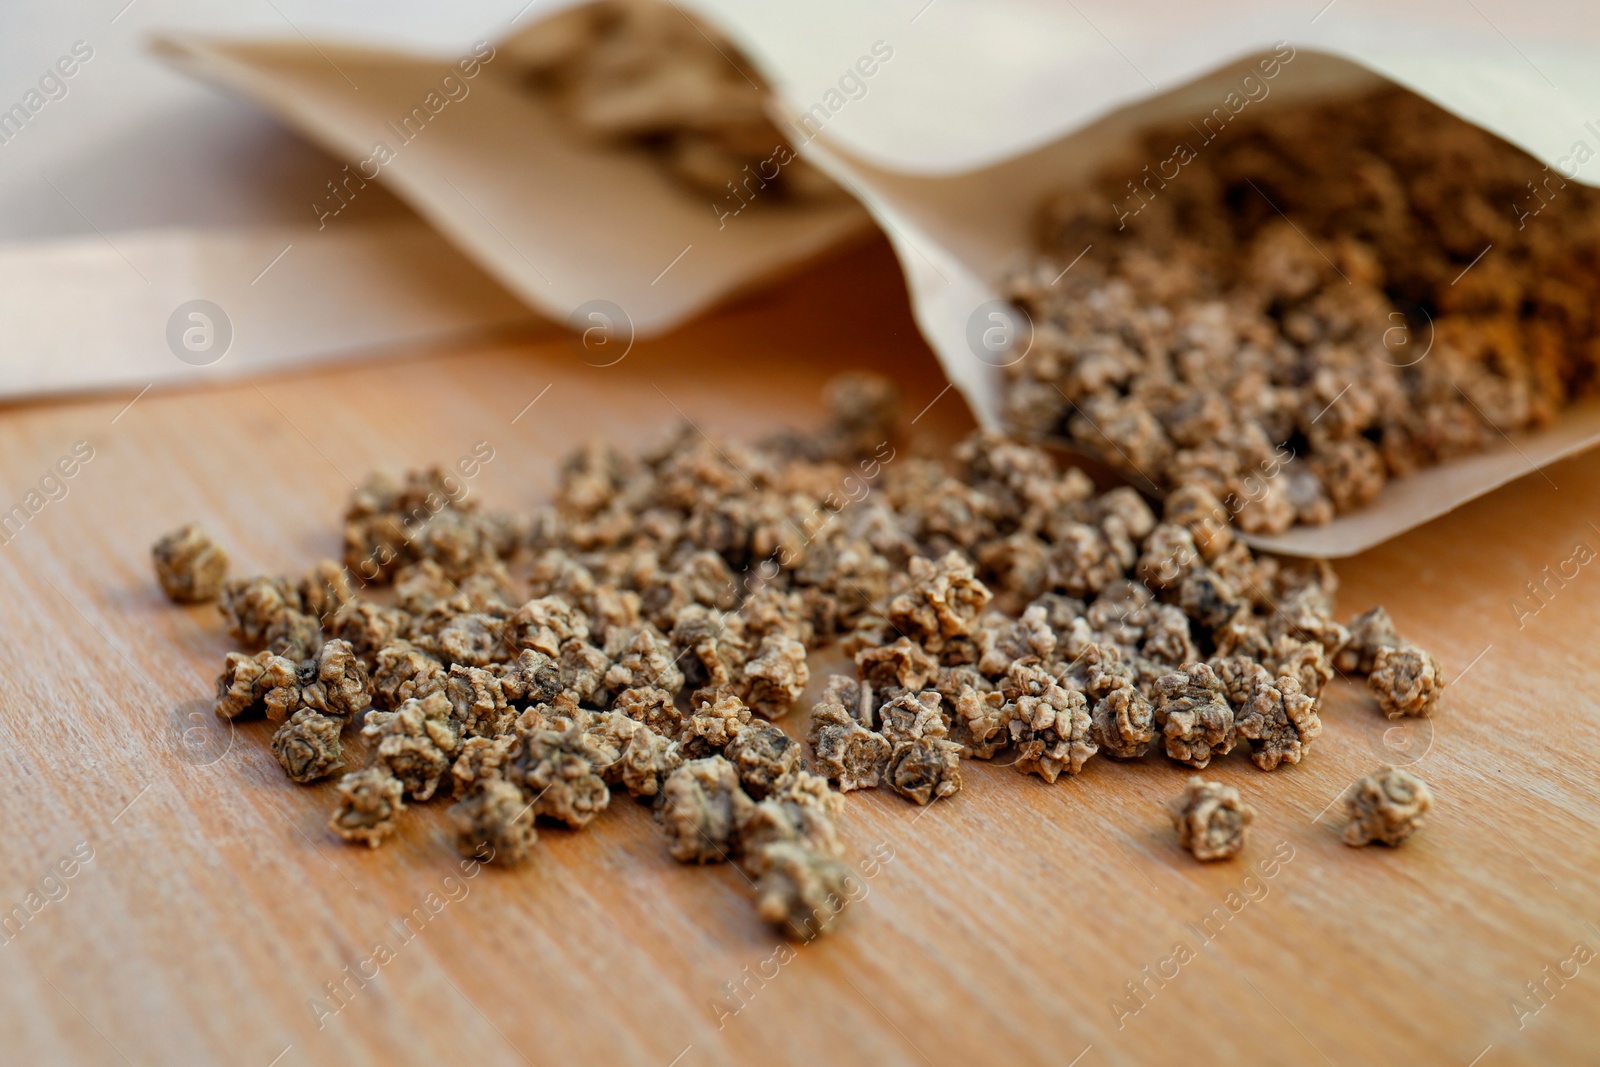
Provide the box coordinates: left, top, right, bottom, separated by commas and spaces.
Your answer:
1, 236, 1597, 1067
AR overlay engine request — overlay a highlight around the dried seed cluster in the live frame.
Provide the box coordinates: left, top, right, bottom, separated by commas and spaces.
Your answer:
511, 0, 842, 205
825, 430, 1443, 800
1005, 87, 1600, 532
159, 370, 1447, 930
168, 375, 910, 938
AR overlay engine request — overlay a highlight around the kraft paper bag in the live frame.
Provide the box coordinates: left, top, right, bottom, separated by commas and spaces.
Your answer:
64, 1, 1600, 553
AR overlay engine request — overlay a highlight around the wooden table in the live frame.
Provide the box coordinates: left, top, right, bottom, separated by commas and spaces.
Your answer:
2, 236, 1596, 1067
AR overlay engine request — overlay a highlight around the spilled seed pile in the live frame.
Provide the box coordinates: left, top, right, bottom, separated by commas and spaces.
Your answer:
154, 374, 1441, 939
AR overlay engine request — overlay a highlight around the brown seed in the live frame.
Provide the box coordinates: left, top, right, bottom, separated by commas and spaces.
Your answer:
1368, 643, 1446, 719
1169, 776, 1252, 861
660, 756, 754, 864
449, 779, 538, 866
270, 710, 344, 783
151, 524, 230, 603
327, 767, 407, 848
1343, 766, 1432, 847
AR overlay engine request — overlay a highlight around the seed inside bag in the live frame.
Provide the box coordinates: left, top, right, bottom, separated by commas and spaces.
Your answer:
509, 0, 845, 207
1004, 86, 1600, 534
